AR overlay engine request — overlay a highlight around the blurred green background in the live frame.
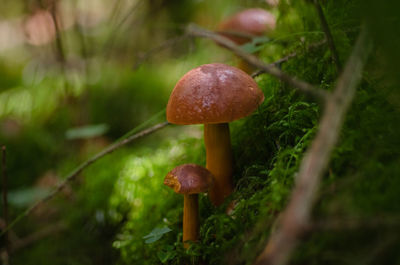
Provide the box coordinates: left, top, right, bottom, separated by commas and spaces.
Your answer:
0, 0, 399, 264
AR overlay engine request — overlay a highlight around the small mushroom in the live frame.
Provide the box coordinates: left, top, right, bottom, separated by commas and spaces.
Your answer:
218, 8, 276, 73
167, 63, 264, 206
164, 164, 214, 248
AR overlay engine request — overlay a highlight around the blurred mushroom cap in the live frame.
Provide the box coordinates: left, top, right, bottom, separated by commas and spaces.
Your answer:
24, 10, 56, 46
218, 8, 276, 45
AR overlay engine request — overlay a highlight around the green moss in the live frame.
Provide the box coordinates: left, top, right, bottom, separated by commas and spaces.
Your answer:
111, 1, 400, 264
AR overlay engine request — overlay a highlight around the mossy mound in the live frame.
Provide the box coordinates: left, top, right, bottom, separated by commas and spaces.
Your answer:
111, 1, 400, 264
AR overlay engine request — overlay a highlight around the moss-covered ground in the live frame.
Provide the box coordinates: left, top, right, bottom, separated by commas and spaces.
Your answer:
109, 2, 400, 264
4, 0, 400, 264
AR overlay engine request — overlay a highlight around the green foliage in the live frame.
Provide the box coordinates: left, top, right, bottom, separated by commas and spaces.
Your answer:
87, 65, 170, 138
241, 36, 271, 54
7, 187, 50, 208
111, 133, 205, 264
2, 0, 400, 264
110, 70, 321, 265
143, 226, 173, 244
111, 2, 400, 265
65, 124, 109, 140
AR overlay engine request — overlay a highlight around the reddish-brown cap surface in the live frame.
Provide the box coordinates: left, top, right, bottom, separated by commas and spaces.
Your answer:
164, 164, 214, 194
166, 63, 264, 125
218, 8, 276, 45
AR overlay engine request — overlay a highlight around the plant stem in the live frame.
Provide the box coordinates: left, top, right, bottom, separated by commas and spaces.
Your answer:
313, 0, 341, 72
1, 146, 10, 264
204, 123, 234, 206
1, 121, 169, 236
183, 194, 199, 248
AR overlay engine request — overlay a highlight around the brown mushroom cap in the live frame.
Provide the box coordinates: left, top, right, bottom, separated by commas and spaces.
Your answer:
166, 63, 264, 125
218, 8, 276, 45
164, 164, 214, 194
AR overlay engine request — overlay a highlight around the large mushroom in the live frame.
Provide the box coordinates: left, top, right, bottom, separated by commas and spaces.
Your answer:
218, 8, 276, 73
166, 63, 264, 206
164, 164, 214, 248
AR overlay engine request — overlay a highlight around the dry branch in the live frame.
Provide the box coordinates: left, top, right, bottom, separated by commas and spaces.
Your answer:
251, 39, 327, 78
310, 216, 400, 231
9, 222, 66, 252
49, 1, 66, 64
313, 0, 341, 71
1, 147, 8, 233
1, 146, 10, 264
1, 121, 169, 234
133, 35, 190, 69
254, 25, 372, 265
186, 24, 329, 101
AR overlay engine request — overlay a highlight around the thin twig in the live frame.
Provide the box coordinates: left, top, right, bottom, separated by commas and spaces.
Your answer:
310, 216, 400, 231
186, 24, 329, 101
360, 234, 397, 265
0, 218, 19, 246
103, 0, 144, 56
251, 52, 297, 78
1, 147, 8, 230
133, 34, 190, 70
216, 30, 259, 40
133, 30, 326, 80
254, 25, 372, 265
313, 0, 341, 71
1, 146, 10, 263
49, 1, 66, 64
251, 39, 327, 78
1, 121, 169, 235
9, 222, 66, 252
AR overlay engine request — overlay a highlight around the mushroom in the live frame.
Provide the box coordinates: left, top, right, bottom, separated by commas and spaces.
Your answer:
166, 63, 264, 206
218, 8, 276, 73
164, 164, 214, 248
265, 0, 280, 8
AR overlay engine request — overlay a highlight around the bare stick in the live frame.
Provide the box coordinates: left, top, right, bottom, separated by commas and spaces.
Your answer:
133, 34, 190, 70
310, 216, 400, 231
254, 25, 372, 265
250, 51, 298, 78
313, 0, 341, 71
1, 121, 169, 234
103, 0, 144, 56
10, 222, 66, 252
1, 147, 8, 231
251, 39, 327, 78
49, 1, 66, 64
1, 146, 10, 263
215, 30, 259, 40
186, 24, 329, 101
0, 218, 19, 244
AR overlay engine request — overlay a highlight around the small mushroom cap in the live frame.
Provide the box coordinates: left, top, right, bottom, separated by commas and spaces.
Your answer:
164, 164, 214, 194
218, 8, 276, 45
166, 63, 264, 125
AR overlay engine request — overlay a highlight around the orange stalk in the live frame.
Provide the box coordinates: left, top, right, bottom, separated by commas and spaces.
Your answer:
183, 194, 199, 248
204, 123, 234, 206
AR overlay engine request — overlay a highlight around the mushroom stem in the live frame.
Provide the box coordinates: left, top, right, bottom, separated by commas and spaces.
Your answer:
183, 194, 199, 248
204, 123, 234, 206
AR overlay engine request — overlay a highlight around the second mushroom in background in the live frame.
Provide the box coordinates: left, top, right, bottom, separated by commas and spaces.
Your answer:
217, 8, 276, 73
